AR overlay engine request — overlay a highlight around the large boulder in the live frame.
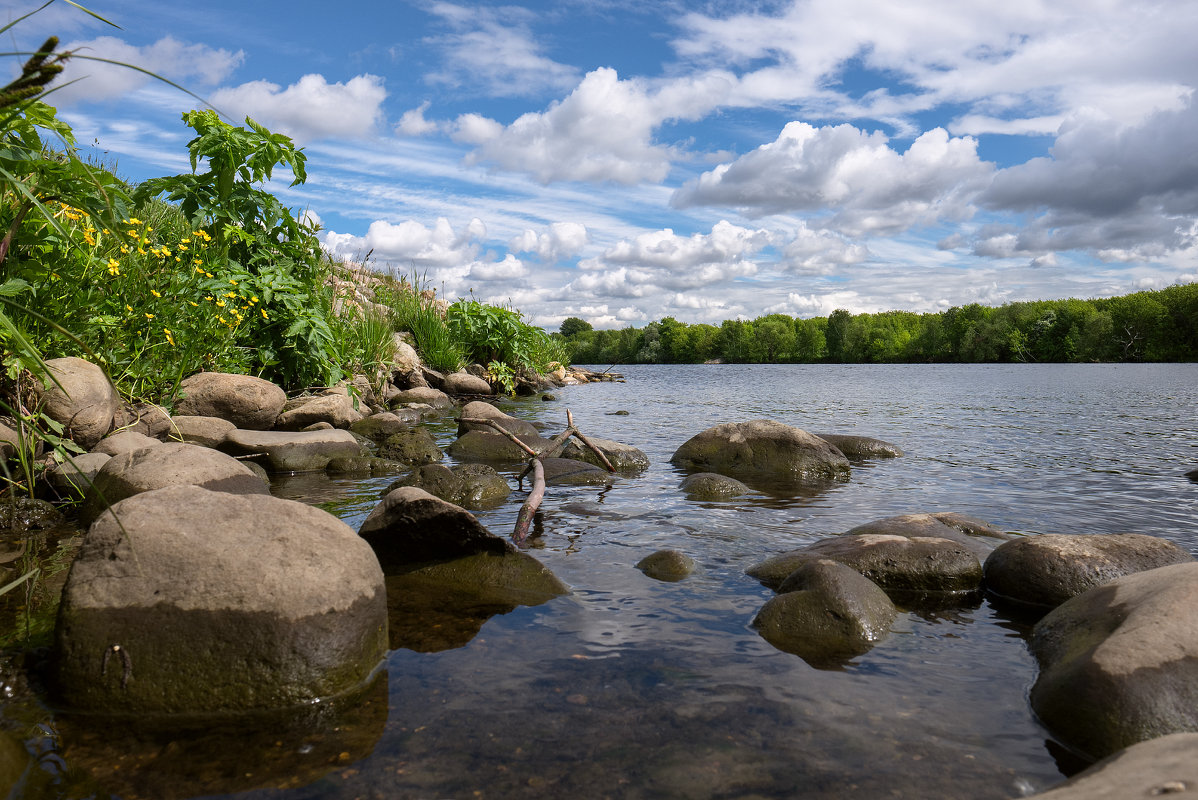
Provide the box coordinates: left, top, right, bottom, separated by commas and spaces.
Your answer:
448, 430, 555, 463
814, 433, 903, 460
390, 335, 421, 376
443, 371, 493, 395
541, 457, 614, 486
388, 387, 452, 409
220, 429, 363, 473
670, 420, 850, 491
845, 512, 1012, 558
52, 485, 387, 716
561, 436, 649, 473
680, 472, 751, 500
386, 463, 510, 508
1029, 562, 1198, 760
274, 393, 363, 431
1021, 732, 1198, 800
358, 487, 516, 570
753, 559, 897, 667
350, 411, 415, 442
173, 372, 285, 430
456, 401, 539, 437
984, 533, 1194, 611
375, 428, 443, 466
167, 415, 236, 448
80, 442, 268, 525
32, 357, 120, 449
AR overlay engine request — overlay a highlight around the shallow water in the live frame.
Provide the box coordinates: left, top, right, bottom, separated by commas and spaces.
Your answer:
9, 363, 1198, 799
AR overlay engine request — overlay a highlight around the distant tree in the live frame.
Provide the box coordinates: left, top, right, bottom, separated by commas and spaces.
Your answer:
560, 317, 592, 338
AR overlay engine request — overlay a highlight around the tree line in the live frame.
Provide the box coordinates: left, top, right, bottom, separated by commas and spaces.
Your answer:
560, 283, 1198, 365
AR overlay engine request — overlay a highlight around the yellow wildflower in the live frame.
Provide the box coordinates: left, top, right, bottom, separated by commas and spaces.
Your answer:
228, 279, 237, 286
164, 328, 175, 346
151, 289, 161, 298
251, 296, 259, 303
125, 218, 143, 226
106, 258, 120, 276
189, 301, 198, 307
120, 245, 130, 254
178, 243, 188, 252
145, 313, 154, 320
260, 308, 268, 319
215, 299, 226, 308
82, 228, 96, 246
193, 229, 211, 241
126, 229, 138, 238
125, 304, 133, 313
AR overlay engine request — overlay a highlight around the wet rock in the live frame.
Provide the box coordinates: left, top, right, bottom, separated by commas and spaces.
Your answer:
326, 456, 407, 475
456, 400, 539, 437
447, 430, 555, 463
111, 402, 172, 439
541, 457, 614, 486
1029, 562, 1198, 760
747, 534, 982, 597
561, 436, 649, 473
375, 427, 442, 466
1021, 732, 1198, 799
845, 512, 1012, 558
173, 372, 286, 430
220, 428, 364, 473
680, 472, 750, 500
606, 410, 630, 416
814, 433, 904, 460
349, 411, 413, 442
55, 486, 387, 716
32, 357, 120, 449
274, 393, 363, 430
167, 415, 236, 448
388, 386, 452, 409
92, 430, 162, 456
984, 533, 1195, 611
541, 393, 557, 401
358, 487, 516, 570
444, 371, 493, 395
753, 559, 897, 667
670, 419, 850, 492
0, 497, 64, 533
636, 550, 696, 581
45, 452, 111, 497
386, 463, 511, 508
81, 442, 269, 525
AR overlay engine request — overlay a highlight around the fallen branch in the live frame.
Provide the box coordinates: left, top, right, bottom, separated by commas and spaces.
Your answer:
512, 457, 544, 546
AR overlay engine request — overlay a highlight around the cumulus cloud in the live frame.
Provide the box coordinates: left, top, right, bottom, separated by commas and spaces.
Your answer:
54, 35, 243, 104
396, 101, 440, 137
673, 122, 993, 234
323, 217, 485, 265
467, 254, 529, 282
210, 74, 386, 142
509, 222, 589, 262
781, 223, 870, 273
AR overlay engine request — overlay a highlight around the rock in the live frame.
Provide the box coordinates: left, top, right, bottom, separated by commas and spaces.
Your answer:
303, 421, 334, 431
0, 497, 64, 532
386, 463, 511, 508
350, 411, 413, 442
814, 433, 904, 459
80, 441, 269, 525
419, 366, 445, 390
456, 401, 539, 437
173, 372, 285, 430
274, 393, 363, 430
167, 415, 237, 448
670, 419, 850, 492
541, 457, 614, 486
1187, 468, 1198, 483
1020, 732, 1198, 799
541, 393, 557, 401
111, 402, 173, 439
0, 422, 21, 461
32, 357, 120, 449
561, 436, 649, 473
391, 335, 421, 374
358, 487, 516, 570
375, 428, 443, 466
388, 387, 451, 409
220, 428, 364, 473
636, 550, 696, 581
984, 533, 1195, 611
680, 472, 751, 500
753, 559, 897, 667
748, 534, 983, 597
326, 456, 407, 475
845, 512, 1012, 558
45, 452, 111, 497
92, 430, 162, 456
444, 371, 493, 395
448, 430, 555, 463
606, 410, 630, 416
52, 485, 387, 715
1029, 562, 1198, 760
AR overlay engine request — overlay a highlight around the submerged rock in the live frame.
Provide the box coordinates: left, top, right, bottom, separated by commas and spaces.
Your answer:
173, 372, 285, 431
814, 433, 904, 460
386, 463, 511, 508
541, 457, 614, 486
53, 485, 388, 716
636, 550, 696, 581
680, 472, 751, 500
984, 532, 1194, 611
1029, 562, 1198, 760
561, 436, 649, 473
375, 427, 443, 466
448, 430, 555, 463
845, 512, 1012, 558
358, 487, 515, 570
670, 419, 850, 492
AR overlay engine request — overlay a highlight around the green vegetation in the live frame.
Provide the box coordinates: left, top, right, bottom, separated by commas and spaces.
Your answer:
564, 287, 1198, 365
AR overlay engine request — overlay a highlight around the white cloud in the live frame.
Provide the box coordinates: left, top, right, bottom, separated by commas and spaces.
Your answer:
323, 217, 485, 266
210, 74, 386, 142
396, 101, 440, 137
509, 222, 589, 262
781, 223, 870, 273
587, 220, 772, 272
54, 35, 243, 104
468, 254, 529, 281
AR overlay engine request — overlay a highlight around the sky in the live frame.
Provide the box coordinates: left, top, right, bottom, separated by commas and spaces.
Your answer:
7, 0, 1198, 330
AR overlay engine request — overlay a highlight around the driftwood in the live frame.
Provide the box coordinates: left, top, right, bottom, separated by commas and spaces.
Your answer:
457, 410, 616, 546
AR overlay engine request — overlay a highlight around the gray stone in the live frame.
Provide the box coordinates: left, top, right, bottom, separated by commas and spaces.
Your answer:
92, 430, 162, 457
53, 485, 387, 715
32, 357, 120, 449
670, 419, 850, 492
350, 411, 413, 442
1029, 562, 1198, 760
376, 427, 443, 466
220, 428, 364, 473
173, 372, 286, 430
636, 550, 696, 582
359, 487, 516, 570
985, 533, 1195, 611
386, 463, 511, 508
0, 422, 20, 461
167, 415, 237, 448
80, 442, 269, 524
444, 371, 493, 395
448, 430, 555, 463
845, 512, 1012, 558
274, 393, 362, 430
541, 457, 614, 486
45, 452, 111, 497
561, 436, 649, 473
388, 386, 452, 409
326, 456, 407, 475
111, 402, 173, 439
814, 432, 904, 459
753, 559, 897, 667
390, 336, 421, 375
680, 472, 750, 500
456, 401, 538, 437
1021, 732, 1198, 799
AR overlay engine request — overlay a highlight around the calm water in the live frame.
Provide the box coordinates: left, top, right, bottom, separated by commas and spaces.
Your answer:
11, 364, 1198, 799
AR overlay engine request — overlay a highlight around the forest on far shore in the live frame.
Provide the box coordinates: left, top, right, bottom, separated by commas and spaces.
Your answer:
560, 283, 1198, 365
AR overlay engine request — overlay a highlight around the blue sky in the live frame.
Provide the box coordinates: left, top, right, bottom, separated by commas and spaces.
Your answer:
9, 0, 1197, 329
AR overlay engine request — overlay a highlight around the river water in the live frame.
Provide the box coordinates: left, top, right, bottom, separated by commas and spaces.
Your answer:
13, 363, 1198, 799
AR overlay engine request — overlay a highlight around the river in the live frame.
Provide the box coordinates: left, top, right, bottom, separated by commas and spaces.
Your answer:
12, 363, 1198, 799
